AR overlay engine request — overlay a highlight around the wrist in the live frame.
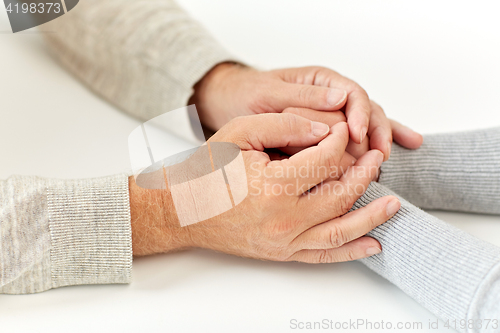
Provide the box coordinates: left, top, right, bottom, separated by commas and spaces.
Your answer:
190, 62, 249, 130
129, 176, 192, 256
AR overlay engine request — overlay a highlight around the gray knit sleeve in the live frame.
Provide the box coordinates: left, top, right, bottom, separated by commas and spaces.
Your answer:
354, 182, 500, 333
41, 0, 237, 122
378, 127, 500, 215
0, 174, 132, 294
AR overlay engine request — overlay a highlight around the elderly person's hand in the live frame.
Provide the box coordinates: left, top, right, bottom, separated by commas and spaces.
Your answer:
190, 63, 423, 161
130, 113, 401, 262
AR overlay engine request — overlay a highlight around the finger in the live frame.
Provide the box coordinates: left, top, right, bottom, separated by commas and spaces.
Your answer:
278, 122, 349, 193
283, 107, 347, 126
280, 108, 347, 156
339, 153, 356, 178
274, 67, 370, 144
287, 236, 382, 263
279, 107, 370, 160
345, 89, 371, 144
211, 113, 330, 151
274, 66, 372, 144
346, 138, 370, 160
280, 107, 367, 160
298, 149, 384, 221
272, 82, 347, 111
390, 119, 424, 149
339, 149, 384, 198
278, 146, 357, 179
292, 196, 400, 250
367, 101, 393, 161
275, 66, 357, 91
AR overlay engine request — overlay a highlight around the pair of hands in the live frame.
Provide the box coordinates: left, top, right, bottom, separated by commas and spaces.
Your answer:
130, 63, 423, 263
192, 63, 423, 160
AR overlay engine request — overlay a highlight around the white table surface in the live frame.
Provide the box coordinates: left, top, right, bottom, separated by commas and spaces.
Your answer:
1, 1, 500, 332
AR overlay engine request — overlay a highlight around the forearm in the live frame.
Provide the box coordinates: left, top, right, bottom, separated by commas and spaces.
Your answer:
354, 182, 500, 332
41, 0, 237, 122
379, 127, 500, 214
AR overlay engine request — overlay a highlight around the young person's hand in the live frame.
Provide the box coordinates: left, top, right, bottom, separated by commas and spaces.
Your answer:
283, 103, 424, 159
190, 63, 423, 161
130, 113, 401, 263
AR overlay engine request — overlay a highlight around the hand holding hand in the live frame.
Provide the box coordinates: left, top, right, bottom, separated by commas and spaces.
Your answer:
283, 103, 423, 160
130, 113, 401, 262
191, 63, 423, 161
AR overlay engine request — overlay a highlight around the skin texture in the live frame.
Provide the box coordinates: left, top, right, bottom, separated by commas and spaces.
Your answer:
130, 114, 401, 263
131, 63, 422, 260
190, 63, 423, 161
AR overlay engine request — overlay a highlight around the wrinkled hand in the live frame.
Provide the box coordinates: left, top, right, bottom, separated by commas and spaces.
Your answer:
191, 63, 423, 161
130, 113, 401, 262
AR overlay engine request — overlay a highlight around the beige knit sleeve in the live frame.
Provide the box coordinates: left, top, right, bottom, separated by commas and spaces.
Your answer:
0, 175, 132, 294
0, 0, 236, 294
41, 0, 236, 122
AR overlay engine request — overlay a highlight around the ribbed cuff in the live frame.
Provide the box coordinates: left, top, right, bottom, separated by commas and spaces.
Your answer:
353, 182, 500, 331
47, 174, 132, 288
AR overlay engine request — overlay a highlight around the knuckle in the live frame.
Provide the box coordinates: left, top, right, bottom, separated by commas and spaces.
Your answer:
308, 65, 323, 71
345, 250, 356, 262
316, 149, 331, 170
227, 116, 253, 140
215, 116, 248, 144
298, 86, 316, 104
282, 112, 299, 132
352, 84, 368, 97
317, 250, 329, 263
338, 194, 356, 215
317, 249, 335, 264
328, 225, 347, 248
367, 212, 379, 229
371, 100, 385, 114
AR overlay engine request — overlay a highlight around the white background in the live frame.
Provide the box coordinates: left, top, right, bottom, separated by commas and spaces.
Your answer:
1, 1, 500, 332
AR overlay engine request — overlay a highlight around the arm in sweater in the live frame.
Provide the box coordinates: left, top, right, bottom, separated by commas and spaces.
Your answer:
0, 175, 131, 294
1, 0, 235, 293
41, 0, 236, 122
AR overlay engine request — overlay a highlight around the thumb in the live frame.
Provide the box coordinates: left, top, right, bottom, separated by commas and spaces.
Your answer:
210, 113, 331, 151
272, 83, 347, 111
390, 119, 424, 150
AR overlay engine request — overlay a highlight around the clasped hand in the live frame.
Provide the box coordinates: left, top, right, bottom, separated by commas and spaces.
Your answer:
131, 113, 401, 263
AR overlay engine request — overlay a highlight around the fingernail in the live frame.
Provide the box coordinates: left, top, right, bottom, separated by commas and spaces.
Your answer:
311, 121, 330, 137
359, 126, 368, 143
327, 89, 347, 107
366, 247, 381, 256
386, 198, 401, 217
